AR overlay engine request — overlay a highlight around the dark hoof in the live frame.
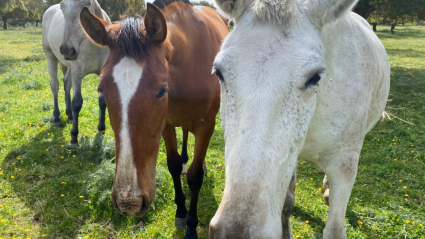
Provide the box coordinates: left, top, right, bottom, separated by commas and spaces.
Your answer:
68, 142, 79, 147
67, 119, 73, 124
175, 216, 187, 229
98, 130, 105, 135
184, 227, 198, 239
51, 121, 60, 127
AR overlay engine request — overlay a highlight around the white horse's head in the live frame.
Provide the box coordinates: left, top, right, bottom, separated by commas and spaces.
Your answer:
59, 0, 94, 60
210, 0, 358, 237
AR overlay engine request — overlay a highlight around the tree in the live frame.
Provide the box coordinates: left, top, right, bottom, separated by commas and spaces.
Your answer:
27, 0, 48, 27
193, 0, 215, 9
0, 0, 28, 29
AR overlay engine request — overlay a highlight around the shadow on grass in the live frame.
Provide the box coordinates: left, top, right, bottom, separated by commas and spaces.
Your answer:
0, 56, 20, 75
0, 123, 144, 238
1, 121, 224, 238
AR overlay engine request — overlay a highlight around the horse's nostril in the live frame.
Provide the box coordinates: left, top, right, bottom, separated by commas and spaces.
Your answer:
70, 48, 77, 56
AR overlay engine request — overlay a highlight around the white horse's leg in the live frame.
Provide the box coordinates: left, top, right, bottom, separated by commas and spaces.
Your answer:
282, 168, 296, 239
320, 151, 360, 239
69, 68, 84, 145
45, 49, 61, 126
61, 64, 73, 123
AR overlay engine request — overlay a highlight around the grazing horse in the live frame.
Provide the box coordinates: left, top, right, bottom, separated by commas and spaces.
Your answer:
209, 0, 390, 238
80, 1, 228, 238
42, 0, 110, 145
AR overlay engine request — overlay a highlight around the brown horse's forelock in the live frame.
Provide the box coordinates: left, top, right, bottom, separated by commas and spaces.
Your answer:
110, 17, 150, 63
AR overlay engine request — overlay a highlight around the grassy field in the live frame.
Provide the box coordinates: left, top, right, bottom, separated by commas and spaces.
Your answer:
0, 24, 424, 239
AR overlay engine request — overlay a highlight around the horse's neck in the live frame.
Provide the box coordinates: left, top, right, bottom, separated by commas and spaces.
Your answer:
90, 0, 107, 21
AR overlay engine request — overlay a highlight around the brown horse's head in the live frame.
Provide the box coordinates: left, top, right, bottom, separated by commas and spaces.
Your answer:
80, 3, 168, 217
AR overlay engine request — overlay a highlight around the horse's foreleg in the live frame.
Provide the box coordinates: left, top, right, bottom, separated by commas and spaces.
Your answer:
70, 71, 83, 145
45, 50, 60, 126
185, 119, 215, 239
282, 168, 296, 239
63, 68, 72, 123
320, 151, 360, 239
97, 89, 106, 132
163, 125, 188, 228
181, 129, 189, 175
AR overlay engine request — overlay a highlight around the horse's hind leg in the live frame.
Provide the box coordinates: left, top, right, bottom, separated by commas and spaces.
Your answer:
282, 168, 296, 239
185, 117, 215, 239
181, 129, 189, 176
61, 63, 73, 123
322, 175, 330, 205
45, 49, 60, 126
163, 125, 188, 228
97, 89, 106, 132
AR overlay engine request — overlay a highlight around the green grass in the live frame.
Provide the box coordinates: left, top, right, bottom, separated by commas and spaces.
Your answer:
0, 24, 424, 238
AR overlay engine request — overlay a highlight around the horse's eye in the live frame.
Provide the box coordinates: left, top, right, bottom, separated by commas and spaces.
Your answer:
215, 69, 224, 82
304, 73, 321, 88
156, 87, 167, 98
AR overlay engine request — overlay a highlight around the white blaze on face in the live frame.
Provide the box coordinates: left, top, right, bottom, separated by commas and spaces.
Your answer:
113, 57, 143, 195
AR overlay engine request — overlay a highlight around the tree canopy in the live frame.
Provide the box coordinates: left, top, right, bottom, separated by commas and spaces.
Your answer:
354, 0, 425, 23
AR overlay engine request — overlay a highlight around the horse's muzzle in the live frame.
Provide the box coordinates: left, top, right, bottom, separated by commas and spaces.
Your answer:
59, 45, 78, 60
111, 191, 150, 217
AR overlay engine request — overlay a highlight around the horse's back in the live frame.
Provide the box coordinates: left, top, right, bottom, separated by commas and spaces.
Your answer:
163, 3, 228, 128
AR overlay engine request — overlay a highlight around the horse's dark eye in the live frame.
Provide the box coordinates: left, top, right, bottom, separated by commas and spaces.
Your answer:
156, 88, 167, 98
215, 69, 224, 82
305, 73, 321, 88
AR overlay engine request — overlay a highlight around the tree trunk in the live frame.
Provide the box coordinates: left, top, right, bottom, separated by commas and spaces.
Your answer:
372, 22, 377, 32
36, 20, 40, 27
22, 19, 27, 28
391, 23, 396, 34
2, 16, 7, 30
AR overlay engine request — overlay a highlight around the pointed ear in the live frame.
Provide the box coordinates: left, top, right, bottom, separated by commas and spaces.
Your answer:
80, 7, 111, 45
144, 3, 167, 45
307, 0, 358, 28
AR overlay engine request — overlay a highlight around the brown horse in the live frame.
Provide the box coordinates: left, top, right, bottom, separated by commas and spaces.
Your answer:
80, 1, 228, 238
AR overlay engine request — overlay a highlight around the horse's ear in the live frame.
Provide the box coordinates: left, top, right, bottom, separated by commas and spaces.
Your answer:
144, 3, 167, 45
80, 7, 111, 46
307, 0, 358, 28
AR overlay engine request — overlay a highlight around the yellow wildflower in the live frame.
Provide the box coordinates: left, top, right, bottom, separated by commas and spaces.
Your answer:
61, 194, 65, 197
405, 194, 409, 197
11, 176, 14, 179
83, 181, 87, 184
406, 220, 410, 224
357, 220, 362, 225
403, 186, 407, 189
79, 195, 84, 199
61, 182, 66, 184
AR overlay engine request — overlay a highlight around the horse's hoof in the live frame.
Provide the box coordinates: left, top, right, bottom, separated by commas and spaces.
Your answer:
67, 119, 73, 124
175, 216, 187, 229
68, 142, 79, 147
181, 163, 188, 176
323, 188, 330, 206
184, 227, 198, 239
98, 130, 105, 135
51, 121, 60, 127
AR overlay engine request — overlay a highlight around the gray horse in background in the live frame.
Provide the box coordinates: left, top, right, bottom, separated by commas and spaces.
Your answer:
42, 0, 110, 145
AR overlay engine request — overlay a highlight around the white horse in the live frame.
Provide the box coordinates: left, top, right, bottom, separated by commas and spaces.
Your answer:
42, 0, 110, 145
209, 0, 390, 238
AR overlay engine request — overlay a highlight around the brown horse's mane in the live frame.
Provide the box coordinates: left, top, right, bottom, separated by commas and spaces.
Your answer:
153, 0, 192, 9
110, 16, 150, 63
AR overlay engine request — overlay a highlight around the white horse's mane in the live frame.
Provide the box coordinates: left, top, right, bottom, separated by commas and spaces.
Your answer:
215, 0, 301, 25
215, 0, 358, 27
